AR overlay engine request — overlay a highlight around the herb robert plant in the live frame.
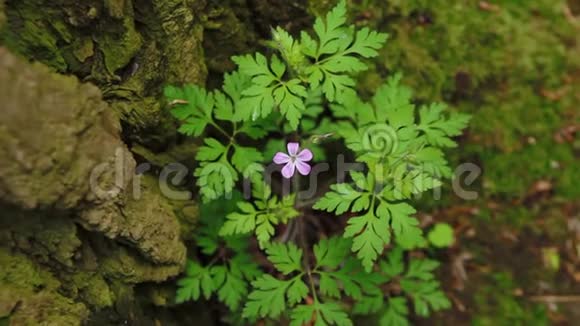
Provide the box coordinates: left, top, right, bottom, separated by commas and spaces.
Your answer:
164, 1, 470, 325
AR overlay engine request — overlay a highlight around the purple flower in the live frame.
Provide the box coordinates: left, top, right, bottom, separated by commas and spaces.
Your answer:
273, 142, 313, 178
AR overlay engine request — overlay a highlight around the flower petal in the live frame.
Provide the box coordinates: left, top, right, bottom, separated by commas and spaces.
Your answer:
281, 162, 296, 178
295, 160, 311, 176
273, 152, 291, 164
297, 148, 313, 162
287, 142, 299, 156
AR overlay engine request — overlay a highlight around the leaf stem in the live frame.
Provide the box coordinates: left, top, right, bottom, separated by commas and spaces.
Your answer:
307, 268, 319, 304
297, 217, 320, 305
211, 121, 233, 140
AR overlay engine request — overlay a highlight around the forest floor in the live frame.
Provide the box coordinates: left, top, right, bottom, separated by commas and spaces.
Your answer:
419, 187, 580, 325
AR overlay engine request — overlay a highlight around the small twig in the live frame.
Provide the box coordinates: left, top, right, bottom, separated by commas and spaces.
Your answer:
564, 4, 580, 28
280, 219, 296, 243
169, 99, 189, 106
528, 295, 580, 303
540, 86, 570, 101
448, 293, 466, 312
478, 1, 501, 12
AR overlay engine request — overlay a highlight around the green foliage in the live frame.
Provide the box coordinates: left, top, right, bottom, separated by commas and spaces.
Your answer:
418, 103, 471, 148
302, 0, 388, 103
290, 302, 352, 326
165, 71, 268, 202
164, 85, 214, 137
176, 253, 261, 311
232, 53, 307, 129
242, 238, 365, 325
377, 248, 450, 321
219, 181, 299, 248
315, 75, 468, 270
237, 237, 448, 325
167, 1, 468, 324
176, 261, 213, 303
230, 0, 387, 127
380, 297, 409, 326
176, 194, 262, 311
427, 223, 455, 248
473, 272, 548, 326
242, 243, 309, 319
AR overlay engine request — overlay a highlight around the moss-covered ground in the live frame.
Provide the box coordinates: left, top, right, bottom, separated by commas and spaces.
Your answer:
348, 1, 580, 324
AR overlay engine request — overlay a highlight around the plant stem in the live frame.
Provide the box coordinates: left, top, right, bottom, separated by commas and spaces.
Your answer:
297, 216, 320, 304
211, 121, 233, 140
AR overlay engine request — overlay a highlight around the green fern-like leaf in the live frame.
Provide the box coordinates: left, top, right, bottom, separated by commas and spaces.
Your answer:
313, 183, 363, 215
344, 210, 391, 272
165, 84, 214, 136
302, 0, 388, 103
176, 261, 214, 303
194, 161, 238, 203
418, 103, 471, 148
379, 297, 409, 326
266, 242, 303, 275
233, 54, 307, 129
220, 184, 298, 248
243, 274, 291, 319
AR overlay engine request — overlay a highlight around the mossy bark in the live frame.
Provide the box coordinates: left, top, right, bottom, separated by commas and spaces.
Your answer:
0, 0, 206, 148
0, 47, 187, 325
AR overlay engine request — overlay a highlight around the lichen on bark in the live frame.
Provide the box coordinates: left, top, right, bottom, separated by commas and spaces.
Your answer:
0, 0, 207, 148
0, 47, 189, 324
0, 249, 91, 326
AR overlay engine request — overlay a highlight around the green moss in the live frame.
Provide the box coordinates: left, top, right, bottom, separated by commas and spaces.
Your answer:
494, 206, 536, 228
72, 37, 95, 63
96, 15, 142, 74
71, 273, 115, 309
0, 207, 116, 310
535, 207, 570, 241
202, 3, 257, 76
477, 141, 577, 198
556, 160, 580, 199
1, 6, 67, 71
0, 248, 89, 325
0, 209, 82, 267
473, 272, 548, 326
175, 203, 199, 241
0, 0, 144, 75
370, 0, 577, 98
0, 248, 56, 290
0, 0, 5, 28
0, 0, 210, 148
346, 0, 579, 201
0, 1, 577, 323
307, 0, 335, 16
105, 0, 126, 18
100, 245, 182, 284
